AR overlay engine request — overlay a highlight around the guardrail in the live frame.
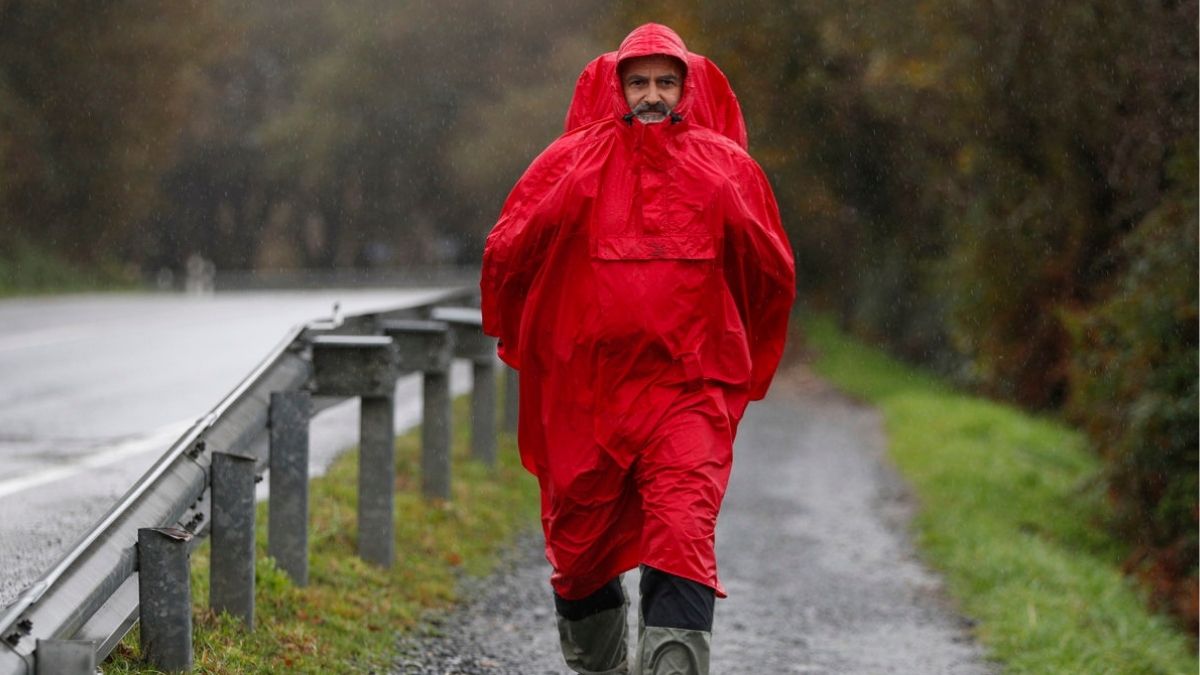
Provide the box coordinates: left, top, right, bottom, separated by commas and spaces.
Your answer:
0, 287, 518, 674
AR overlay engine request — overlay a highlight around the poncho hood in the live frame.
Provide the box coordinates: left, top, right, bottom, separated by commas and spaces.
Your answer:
616, 22, 690, 70
564, 23, 748, 149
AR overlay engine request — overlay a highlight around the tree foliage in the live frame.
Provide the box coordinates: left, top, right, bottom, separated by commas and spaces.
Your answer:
0, 0, 223, 261
0, 0, 603, 272
179, 0, 604, 272
1066, 146, 1198, 630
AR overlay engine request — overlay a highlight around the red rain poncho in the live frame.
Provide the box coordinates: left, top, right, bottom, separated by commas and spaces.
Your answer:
481, 23, 794, 600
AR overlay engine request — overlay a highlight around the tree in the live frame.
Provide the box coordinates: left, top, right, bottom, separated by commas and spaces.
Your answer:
0, 0, 223, 263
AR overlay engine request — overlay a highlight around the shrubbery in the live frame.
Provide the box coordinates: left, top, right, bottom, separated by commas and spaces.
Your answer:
0, 236, 134, 296
1066, 146, 1198, 630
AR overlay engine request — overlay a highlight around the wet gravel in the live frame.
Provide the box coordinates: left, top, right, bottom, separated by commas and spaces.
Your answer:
391, 365, 998, 674
392, 529, 563, 674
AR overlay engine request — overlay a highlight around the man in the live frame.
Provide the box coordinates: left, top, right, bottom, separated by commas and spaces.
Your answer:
481, 23, 794, 674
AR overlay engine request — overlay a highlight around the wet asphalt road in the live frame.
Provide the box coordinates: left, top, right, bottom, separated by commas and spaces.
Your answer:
0, 289, 471, 610
393, 365, 998, 674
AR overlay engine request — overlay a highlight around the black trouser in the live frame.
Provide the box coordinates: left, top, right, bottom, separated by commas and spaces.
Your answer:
555, 566, 714, 631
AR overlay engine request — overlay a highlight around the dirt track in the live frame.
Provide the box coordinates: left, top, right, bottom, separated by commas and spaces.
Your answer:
392, 364, 997, 674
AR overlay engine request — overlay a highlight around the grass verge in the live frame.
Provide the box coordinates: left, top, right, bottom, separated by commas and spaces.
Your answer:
104, 393, 539, 673
805, 316, 1197, 674
0, 238, 137, 297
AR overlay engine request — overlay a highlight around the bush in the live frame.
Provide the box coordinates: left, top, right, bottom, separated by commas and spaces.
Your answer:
0, 235, 135, 295
1065, 145, 1199, 632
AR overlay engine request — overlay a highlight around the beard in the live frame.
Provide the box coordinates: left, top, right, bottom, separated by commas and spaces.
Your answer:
631, 101, 670, 124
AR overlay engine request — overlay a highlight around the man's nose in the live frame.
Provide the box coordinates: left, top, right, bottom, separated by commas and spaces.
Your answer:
645, 84, 661, 104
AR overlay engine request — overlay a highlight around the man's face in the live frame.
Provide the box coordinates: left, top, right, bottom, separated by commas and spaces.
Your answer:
620, 55, 684, 124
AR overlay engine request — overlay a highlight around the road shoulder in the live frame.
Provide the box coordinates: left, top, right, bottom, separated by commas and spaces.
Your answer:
391, 362, 997, 674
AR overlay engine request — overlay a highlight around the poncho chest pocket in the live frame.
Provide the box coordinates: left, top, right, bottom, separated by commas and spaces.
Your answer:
590, 234, 717, 261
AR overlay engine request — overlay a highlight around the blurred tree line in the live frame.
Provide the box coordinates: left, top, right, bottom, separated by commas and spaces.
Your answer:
0, 0, 603, 277
610, 0, 1196, 631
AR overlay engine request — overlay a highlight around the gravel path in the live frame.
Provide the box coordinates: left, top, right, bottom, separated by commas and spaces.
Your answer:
392, 365, 997, 674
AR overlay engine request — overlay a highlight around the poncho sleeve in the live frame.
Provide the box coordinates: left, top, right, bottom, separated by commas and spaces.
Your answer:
723, 159, 796, 400
480, 142, 573, 369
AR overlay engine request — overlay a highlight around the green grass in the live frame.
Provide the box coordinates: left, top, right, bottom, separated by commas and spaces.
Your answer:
104, 393, 539, 673
805, 316, 1197, 674
0, 238, 138, 296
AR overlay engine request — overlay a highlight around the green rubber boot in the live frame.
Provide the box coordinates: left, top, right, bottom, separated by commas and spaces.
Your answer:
633, 626, 711, 675
557, 593, 630, 674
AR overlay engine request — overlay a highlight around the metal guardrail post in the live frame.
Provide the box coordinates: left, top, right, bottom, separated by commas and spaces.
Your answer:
381, 320, 454, 501
358, 394, 396, 566
137, 527, 193, 672
421, 370, 452, 499
310, 335, 399, 568
503, 367, 518, 434
34, 639, 95, 675
431, 307, 497, 467
268, 391, 311, 587
470, 357, 497, 465
210, 452, 257, 629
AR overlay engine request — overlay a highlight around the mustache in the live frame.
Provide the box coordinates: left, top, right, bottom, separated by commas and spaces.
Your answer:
632, 101, 669, 115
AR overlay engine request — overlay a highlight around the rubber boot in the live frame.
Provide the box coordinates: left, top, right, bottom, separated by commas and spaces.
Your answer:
634, 626, 710, 675
556, 580, 630, 674
634, 566, 714, 674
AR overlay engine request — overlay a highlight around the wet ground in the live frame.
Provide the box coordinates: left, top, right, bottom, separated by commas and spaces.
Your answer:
392, 364, 998, 674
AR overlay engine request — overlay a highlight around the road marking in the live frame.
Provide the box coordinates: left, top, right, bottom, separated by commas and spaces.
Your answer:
0, 420, 193, 499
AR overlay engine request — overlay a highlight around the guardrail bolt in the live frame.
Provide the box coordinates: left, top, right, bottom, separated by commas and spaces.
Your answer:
186, 440, 206, 460
268, 391, 311, 586
183, 512, 205, 534
210, 452, 257, 630
137, 527, 193, 672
